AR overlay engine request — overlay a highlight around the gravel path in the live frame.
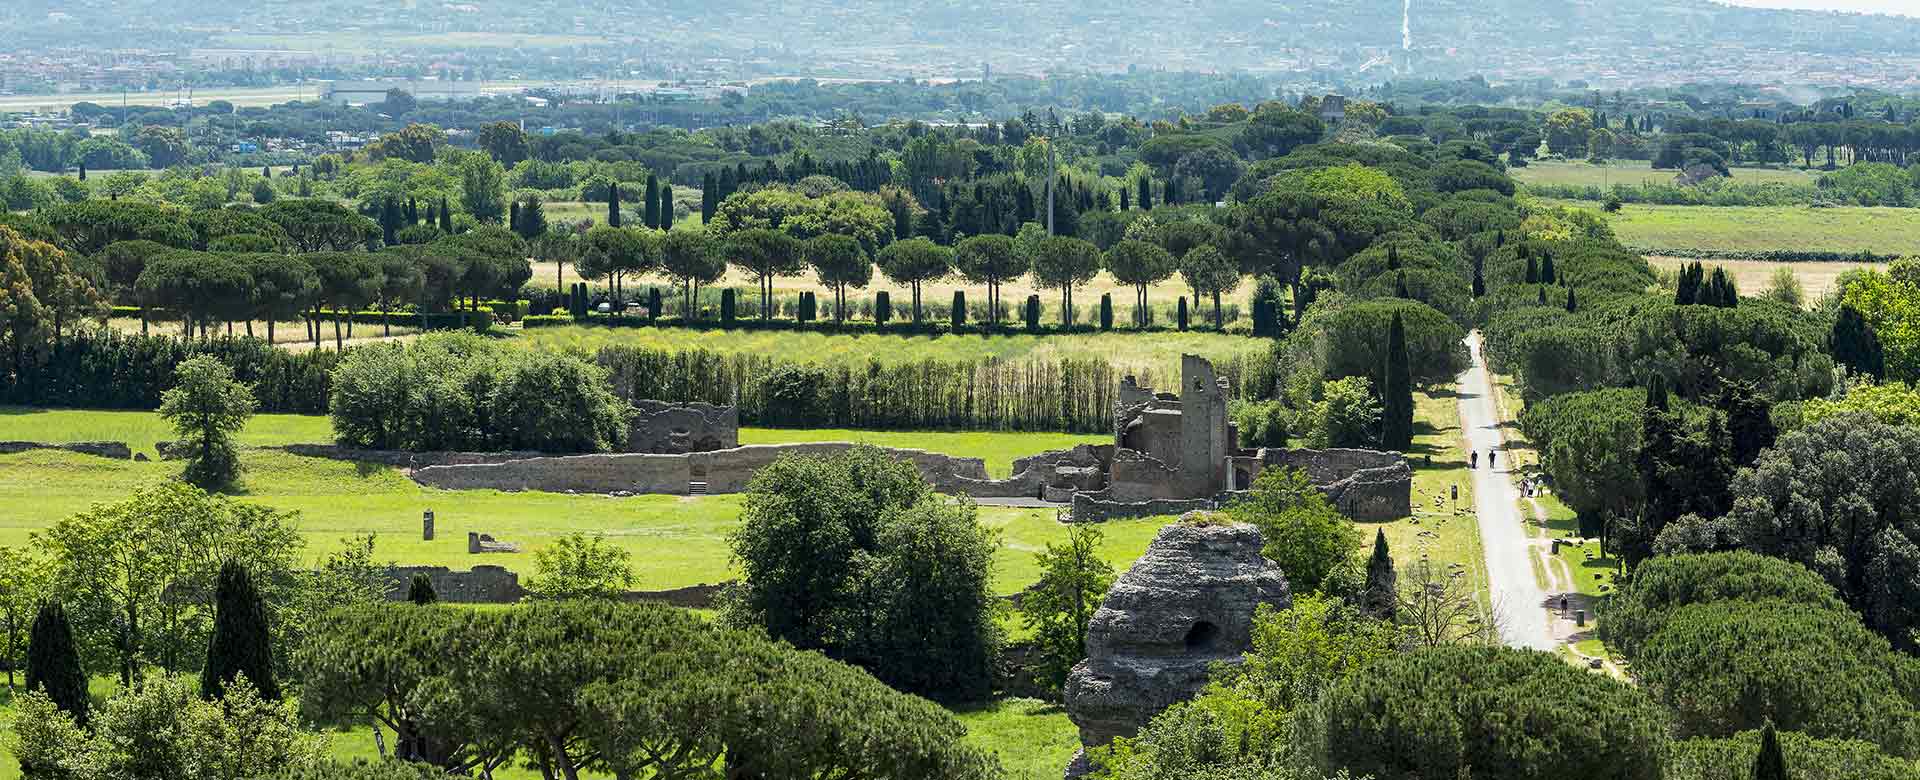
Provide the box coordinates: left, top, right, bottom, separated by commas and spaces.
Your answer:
1456, 332, 1556, 651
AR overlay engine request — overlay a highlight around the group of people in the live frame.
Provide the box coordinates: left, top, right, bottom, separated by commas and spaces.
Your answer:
1469, 448, 1498, 470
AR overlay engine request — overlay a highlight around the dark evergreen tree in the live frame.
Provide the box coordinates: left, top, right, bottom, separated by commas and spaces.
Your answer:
701, 172, 718, 224
1176, 297, 1188, 331
1566, 286, 1578, 312
1165, 176, 1182, 205
517, 197, 547, 240
1395, 271, 1410, 299
1718, 381, 1777, 468
1524, 255, 1539, 284
25, 601, 87, 726
407, 573, 437, 605
1382, 312, 1414, 451
1137, 177, 1152, 210
1363, 529, 1397, 619
1752, 722, 1787, 780
1537, 285, 1548, 306
509, 200, 521, 235
437, 197, 453, 233
1831, 304, 1886, 379
77, 163, 87, 181
608, 182, 622, 227
1472, 260, 1486, 298
1387, 244, 1400, 270
644, 174, 661, 229
1119, 186, 1130, 211
951, 290, 966, 329
1100, 293, 1113, 330
202, 561, 280, 701
661, 184, 675, 230
1541, 253, 1557, 285
405, 197, 418, 225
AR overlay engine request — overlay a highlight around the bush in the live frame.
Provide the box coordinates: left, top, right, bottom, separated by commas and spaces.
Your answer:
1230, 400, 1290, 448
1315, 645, 1669, 780
328, 333, 629, 453
760, 363, 828, 426
0, 329, 335, 413
1600, 552, 1848, 660
1670, 730, 1920, 780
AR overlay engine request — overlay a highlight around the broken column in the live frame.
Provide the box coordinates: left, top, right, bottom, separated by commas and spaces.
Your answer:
1063, 516, 1290, 776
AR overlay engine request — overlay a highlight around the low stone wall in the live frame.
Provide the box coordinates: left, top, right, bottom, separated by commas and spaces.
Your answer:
0, 441, 132, 460
410, 442, 991, 496
384, 565, 525, 603
623, 582, 727, 609
947, 444, 1113, 500
250, 444, 543, 468
1069, 492, 1217, 524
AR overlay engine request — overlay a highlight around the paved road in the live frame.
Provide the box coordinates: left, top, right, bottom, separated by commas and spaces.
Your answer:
1457, 332, 1556, 651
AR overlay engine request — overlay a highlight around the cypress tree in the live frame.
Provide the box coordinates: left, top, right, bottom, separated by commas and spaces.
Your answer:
1751, 722, 1787, 780
874, 291, 890, 326
201, 561, 279, 701
701, 172, 718, 224
1176, 297, 1188, 331
1120, 186, 1130, 211
77, 163, 87, 181
25, 601, 87, 726
438, 197, 453, 233
407, 574, 437, 605
509, 200, 521, 235
406, 197, 419, 225
1363, 529, 1397, 619
1472, 261, 1486, 298
608, 182, 622, 227
952, 290, 966, 329
1382, 311, 1414, 451
1165, 177, 1181, 205
647, 287, 662, 321
1386, 244, 1400, 270
644, 174, 661, 229
1831, 304, 1886, 379
1137, 177, 1152, 211
1495, 229, 1505, 247
1395, 271, 1410, 299
380, 198, 401, 246
1537, 285, 1548, 306
1524, 256, 1539, 284
1541, 253, 1557, 285
1566, 286, 1578, 313
661, 184, 675, 230
1100, 293, 1113, 330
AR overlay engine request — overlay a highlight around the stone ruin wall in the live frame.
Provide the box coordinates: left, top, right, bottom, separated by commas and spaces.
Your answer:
626, 401, 738, 454
0, 441, 132, 459
383, 565, 525, 603
410, 442, 991, 495
1253, 448, 1412, 521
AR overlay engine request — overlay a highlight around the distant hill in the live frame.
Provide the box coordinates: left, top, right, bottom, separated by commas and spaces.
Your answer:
8, 0, 1920, 87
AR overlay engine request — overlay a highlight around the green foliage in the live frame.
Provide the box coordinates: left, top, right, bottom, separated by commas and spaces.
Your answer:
406, 573, 437, 605
0, 329, 338, 413
158, 354, 256, 491
1669, 729, 1920, 780
1020, 524, 1115, 696
1226, 469, 1361, 595
1802, 380, 1920, 427
302, 601, 1000, 780
1633, 599, 1920, 755
201, 561, 280, 701
1305, 376, 1382, 450
1313, 299, 1466, 386
726, 446, 999, 701
1230, 400, 1290, 449
526, 533, 635, 600
1601, 552, 1851, 661
25, 600, 88, 726
328, 333, 631, 453
36, 482, 303, 685
1314, 645, 1670, 780
1379, 312, 1413, 451
1520, 387, 1645, 533
11, 673, 325, 780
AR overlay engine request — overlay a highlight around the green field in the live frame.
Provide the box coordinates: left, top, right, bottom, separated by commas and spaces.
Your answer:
1540, 198, 1920, 256
1513, 159, 1821, 189
514, 325, 1266, 376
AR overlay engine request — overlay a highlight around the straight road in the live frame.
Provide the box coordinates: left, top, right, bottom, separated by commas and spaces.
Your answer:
1456, 332, 1556, 651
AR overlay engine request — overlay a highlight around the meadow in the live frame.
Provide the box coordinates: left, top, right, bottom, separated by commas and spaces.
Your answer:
513, 324, 1268, 377
1511, 159, 1822, 189
0, 387, 1478, 780
1540, 198, 1920, 256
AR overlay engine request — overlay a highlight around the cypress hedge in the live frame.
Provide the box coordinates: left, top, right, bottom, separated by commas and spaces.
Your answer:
1, 329, 336, 413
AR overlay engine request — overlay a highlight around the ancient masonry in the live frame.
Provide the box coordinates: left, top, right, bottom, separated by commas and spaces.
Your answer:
405, 357, 1410, 521
1062, 519, 1291, 777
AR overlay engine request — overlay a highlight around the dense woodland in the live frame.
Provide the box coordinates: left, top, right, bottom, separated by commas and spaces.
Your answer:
2, 83, 1919, 779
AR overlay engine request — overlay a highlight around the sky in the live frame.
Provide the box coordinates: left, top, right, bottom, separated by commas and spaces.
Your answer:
1720, 0, 1919, 16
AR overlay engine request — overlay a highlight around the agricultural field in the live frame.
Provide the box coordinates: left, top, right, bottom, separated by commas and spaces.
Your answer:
1645, 256, 1885, 301
1541, 198, 1920, 256
1512, 159, 1823, 188
513, 324, 1269, 376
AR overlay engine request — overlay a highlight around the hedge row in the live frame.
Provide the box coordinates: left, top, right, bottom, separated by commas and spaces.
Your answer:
522, 313, 1252, 337
0, 330, 339, 413
596, 344, 1282, 433
109, 300, 528, 327
1623, 246, 1905, 263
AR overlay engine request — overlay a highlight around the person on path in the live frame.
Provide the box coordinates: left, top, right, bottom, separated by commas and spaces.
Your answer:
1488, 449, 1498, 470
1471, 450, 1479, 469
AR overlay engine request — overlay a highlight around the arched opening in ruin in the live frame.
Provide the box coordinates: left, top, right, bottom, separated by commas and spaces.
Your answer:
1183, 620, 1221, 652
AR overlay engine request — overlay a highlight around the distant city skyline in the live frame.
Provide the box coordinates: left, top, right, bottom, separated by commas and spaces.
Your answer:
1721, 0, 1917, 17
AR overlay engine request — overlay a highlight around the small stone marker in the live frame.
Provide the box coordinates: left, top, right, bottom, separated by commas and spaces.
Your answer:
423, 510, 435, 541
1576, 609, 1587, 627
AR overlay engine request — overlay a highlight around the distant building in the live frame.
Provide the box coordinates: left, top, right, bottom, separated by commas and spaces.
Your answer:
320, 80, 480, 107
1317, 94, 1347, 123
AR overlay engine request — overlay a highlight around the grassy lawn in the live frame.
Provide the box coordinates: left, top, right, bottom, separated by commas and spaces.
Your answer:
1384, 387, 1487, 598
956, 699, 1082, 780
1513, 159, 1821, 189
514, 325, 1267, 377
740, 428, 1104, 478
1539, 198, 1920, 256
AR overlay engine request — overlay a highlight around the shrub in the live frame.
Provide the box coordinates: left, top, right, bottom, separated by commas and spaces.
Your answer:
1315, 645, 1669, 780
488, 351, 633, 452
1600, 552, 1848, 659
0, 330, 335, 413
1670, 730, 1920, 780
526, 533, 635, 600
760, 362, 828, 426
157, 355, 256, 492
1633, 599, 1920, 755
1230, 400, 1290, 448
